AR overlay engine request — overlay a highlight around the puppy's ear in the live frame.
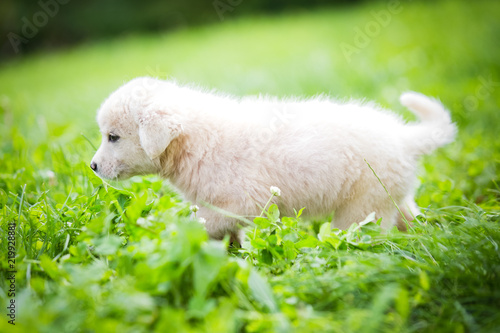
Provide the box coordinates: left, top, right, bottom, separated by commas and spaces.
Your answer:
138, 110, 183, 159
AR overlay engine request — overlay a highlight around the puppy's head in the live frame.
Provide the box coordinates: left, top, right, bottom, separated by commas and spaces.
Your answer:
90, 77, 183, 180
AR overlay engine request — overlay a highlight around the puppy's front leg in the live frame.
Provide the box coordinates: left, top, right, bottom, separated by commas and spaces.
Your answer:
197, 206, 244, 244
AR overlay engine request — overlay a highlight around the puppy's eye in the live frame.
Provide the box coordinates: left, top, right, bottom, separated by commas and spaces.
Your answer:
108, 134, 120, 143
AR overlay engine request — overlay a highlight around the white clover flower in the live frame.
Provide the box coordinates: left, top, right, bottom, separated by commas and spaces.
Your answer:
190, 205, 199, 213
40, 169, 57, 186
198, 217, 206, 224
40, 170, 56, 179
270, 186, 281, 197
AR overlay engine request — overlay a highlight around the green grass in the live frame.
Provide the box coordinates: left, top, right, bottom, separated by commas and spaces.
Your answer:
1, 0, 500, 332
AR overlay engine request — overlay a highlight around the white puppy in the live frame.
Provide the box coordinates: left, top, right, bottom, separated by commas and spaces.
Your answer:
91, 77, 456, 241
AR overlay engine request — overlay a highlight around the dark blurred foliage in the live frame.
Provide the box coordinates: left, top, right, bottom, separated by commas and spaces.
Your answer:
0, 0, 361, 59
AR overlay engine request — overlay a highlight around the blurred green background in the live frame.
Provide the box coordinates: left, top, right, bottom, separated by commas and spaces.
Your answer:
1, 0, 359, 59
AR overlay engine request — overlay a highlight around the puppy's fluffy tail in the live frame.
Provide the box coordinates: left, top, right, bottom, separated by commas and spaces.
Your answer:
400, 91, 457, 155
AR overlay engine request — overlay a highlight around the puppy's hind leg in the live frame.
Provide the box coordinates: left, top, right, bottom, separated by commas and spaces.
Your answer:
396, 195, 421, 231
332, 194, 399, 230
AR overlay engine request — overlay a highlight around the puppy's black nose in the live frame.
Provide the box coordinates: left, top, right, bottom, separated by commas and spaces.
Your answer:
90, 162, 98, 172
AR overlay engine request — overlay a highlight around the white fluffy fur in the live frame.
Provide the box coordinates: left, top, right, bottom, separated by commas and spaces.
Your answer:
91, 77, 456, 241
